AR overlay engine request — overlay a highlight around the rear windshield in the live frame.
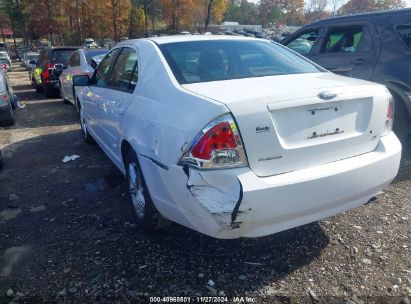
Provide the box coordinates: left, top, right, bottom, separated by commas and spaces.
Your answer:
27, 54, 39, 60
0, 59, 9, 64
159, 40, 322, 84
51, 49, 76, 65
85, 49, 108, 65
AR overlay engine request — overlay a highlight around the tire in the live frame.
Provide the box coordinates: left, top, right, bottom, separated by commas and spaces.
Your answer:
44, 84, 53, 98
125, 150, 170, 232
392, 93, 411, 141
60, 83, 69, 104
0, 103, 15, 126
79, 104, 95, 144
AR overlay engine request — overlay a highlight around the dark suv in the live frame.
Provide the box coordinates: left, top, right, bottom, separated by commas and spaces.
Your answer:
282, 8, 411, 137
35, 47, 78, 97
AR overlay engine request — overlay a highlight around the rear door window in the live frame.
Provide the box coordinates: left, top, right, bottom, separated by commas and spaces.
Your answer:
394, 24, 411, 49
107, 47, 138, 92
321, 26, 371, 53
51, 49, 76, 65
286, 30, 319, 55
93, 48, 122, 88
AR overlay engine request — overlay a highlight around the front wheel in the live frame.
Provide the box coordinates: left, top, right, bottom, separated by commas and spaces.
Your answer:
60, 83, 69, 104
0, 102, 15, 126
79, 105, 94, 144
125, 150, 170, 232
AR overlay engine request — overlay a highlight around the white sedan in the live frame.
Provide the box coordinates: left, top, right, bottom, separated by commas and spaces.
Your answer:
59, 48, 108, 107
73, 36, 401, 239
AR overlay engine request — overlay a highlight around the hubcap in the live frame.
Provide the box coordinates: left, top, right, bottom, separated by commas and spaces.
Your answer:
128, 162, 145, 218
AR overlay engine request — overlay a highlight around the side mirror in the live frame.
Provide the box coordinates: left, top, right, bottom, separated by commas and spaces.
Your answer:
73, 75, 90, 86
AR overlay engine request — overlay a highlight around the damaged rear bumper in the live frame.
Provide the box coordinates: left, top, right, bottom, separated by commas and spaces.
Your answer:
140, 132, 401, 239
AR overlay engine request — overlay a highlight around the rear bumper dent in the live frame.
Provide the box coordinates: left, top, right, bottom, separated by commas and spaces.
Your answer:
148, 132, 401, 239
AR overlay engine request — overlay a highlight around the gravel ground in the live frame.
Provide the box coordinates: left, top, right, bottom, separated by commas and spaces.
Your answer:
0, 64, 410, 304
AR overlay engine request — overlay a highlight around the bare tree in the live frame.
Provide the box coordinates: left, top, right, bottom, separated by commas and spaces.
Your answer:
330, 0, 343, 15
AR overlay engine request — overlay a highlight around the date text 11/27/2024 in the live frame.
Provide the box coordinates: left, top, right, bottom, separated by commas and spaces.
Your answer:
149, 296, 257, 303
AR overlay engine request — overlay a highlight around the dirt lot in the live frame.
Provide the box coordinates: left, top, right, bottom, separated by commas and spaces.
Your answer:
0, 64, 410, 304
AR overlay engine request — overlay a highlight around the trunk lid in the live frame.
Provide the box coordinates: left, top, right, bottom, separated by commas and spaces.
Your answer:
182, 73, 389, 177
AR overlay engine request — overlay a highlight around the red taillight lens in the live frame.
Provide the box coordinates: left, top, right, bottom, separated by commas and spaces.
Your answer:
180, 114, 247, 169
2, 95, 7, 101
191, 122, 237, 160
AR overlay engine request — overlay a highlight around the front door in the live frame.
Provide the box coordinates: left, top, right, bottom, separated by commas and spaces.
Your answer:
82, 48, 122, 146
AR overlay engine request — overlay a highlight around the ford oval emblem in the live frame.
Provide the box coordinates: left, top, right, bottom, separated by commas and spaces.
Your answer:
318, 91, 337, 100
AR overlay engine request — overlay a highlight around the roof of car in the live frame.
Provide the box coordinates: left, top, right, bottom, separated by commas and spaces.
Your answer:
83, 48, 108, 53
119, 35, 261, 46
311, 7, 411, 24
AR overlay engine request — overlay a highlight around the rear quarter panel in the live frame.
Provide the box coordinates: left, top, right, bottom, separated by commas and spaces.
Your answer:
117, 40, 228, 171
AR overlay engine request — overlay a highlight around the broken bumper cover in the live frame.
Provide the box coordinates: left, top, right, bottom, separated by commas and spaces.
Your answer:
142, 132, 401, 239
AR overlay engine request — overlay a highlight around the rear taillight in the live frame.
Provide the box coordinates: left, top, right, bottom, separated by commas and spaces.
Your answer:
179, 114, 247, 169
382, 89, 394, 136
2, 95, 8, 101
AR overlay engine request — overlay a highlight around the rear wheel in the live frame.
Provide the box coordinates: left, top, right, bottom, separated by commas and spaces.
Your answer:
0, 102, 15, 126
125, 150, 170, 232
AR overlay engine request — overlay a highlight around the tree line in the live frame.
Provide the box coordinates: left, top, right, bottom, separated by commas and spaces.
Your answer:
0, 0, 406, 46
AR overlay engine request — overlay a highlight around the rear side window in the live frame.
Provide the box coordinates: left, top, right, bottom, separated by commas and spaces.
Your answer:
68, 52, 80, 67
107, 48, 138, 92
321, 26, 371, 53
395, 24, 411, 49
286, 30, 319, 55
94, 48, 121, 88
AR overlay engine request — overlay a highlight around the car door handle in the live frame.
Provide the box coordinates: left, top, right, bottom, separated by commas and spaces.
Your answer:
351, 58, 369, 65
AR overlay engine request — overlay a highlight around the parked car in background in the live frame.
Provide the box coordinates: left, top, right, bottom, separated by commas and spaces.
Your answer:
84, 38, 98, 48
59, 48, 108, 107
282, 8, 411, 138
0, 70, 15, 126
34, 47, 79, 97
73, 36, 401, 239
22, 52, 39, 70
0, 51, 12, 71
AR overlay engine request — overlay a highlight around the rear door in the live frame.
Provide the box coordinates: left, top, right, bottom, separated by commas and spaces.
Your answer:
310, 23, 380, 80
99, 47, 138, 161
